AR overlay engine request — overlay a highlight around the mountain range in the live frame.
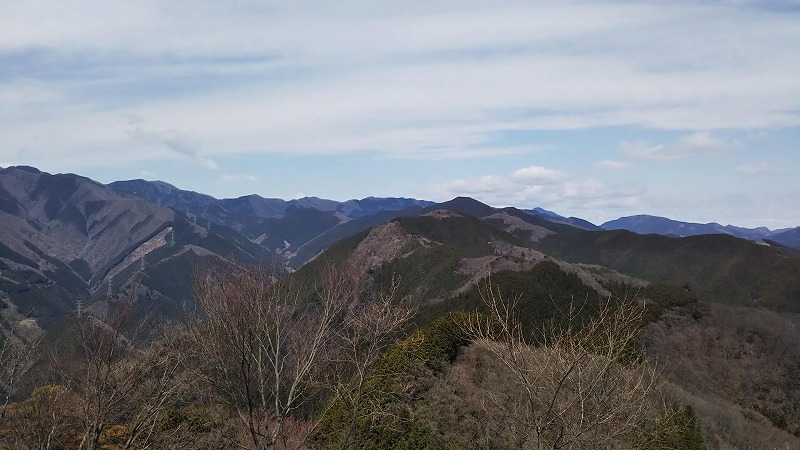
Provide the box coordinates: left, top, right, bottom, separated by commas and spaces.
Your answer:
0, 166, 277, 329
2, 165, 799, 333
601, 214, 799, 246
2, 165, 800, 447
108, 177, 800, 247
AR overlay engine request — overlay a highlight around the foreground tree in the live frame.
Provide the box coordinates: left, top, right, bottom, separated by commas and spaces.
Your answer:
50, 278, 187, 450
0, 326, 39, 410
0, 384, 81, 449
464, 280, 664, 449
321, 274, 414, 450
187, 261, 411, 450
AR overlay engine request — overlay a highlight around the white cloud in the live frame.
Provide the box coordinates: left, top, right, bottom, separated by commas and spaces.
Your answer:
388, 145, 538, 161
435, 176, 511, 196
125, 117, 218, 169
621, 132, 735, 161
595, 160, 632, 170
511, 166, 567, 185
735, 163, 781, 175
0, 1, 798, 166
219, 173, 258, 184
421, 165, 644, 218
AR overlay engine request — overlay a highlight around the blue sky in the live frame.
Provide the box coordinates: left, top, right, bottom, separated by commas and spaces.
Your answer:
1, 1, 798, 228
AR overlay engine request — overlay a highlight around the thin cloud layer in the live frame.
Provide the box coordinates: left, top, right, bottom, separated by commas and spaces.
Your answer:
423, 165, 644, 215
621, 132, 735, 162
0, 1, 798, 227
735, 163, 782, 175
595, 160, 633, 170
1, 1, 798, 163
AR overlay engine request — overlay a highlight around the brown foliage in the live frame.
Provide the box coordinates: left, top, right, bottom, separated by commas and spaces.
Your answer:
46, 275, 187, 450
642, 303, 800, 449
187, 260, 412, 450
0, 326, 39, 408
462, 279, 664, 449
0, 385, 82, 449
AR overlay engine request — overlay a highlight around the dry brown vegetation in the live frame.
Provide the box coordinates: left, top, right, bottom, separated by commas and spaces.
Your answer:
0, 327, 39, 410
1, 261, 415, 450
643, 302, 800, 449
459, 280, 675, 449
186, 260, 413, 449
3, 253, 797, 450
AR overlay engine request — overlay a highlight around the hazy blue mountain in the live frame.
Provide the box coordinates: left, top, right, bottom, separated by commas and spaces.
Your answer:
525, 208, 601, 231
109, 179, 432, 219
769, 227, 800, 249
601, 214, 776, 241
529, 206, 562, 218
107, 179, 217, 209
336, 196, 433, 218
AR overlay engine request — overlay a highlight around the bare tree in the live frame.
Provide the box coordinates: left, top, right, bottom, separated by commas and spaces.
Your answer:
188, 262, 348, 449
187, 260, 413, 450
0, 384, 81, 449
50, 277, 186, 450
0, 326, 40, 410
322, 273, 414, 450
463, 279, 662, 449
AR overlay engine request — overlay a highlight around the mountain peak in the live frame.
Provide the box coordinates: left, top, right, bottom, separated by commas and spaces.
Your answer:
6, 165, 42, 174
426, 197, 495, 218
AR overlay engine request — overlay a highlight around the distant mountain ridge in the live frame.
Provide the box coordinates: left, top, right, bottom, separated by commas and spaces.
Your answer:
600, 214, 796, 243
769, 227, 800, 249
526, 207, 602, 231
107, 179, 436, 265
108, 179, 434, 220
109, 180, 799, 247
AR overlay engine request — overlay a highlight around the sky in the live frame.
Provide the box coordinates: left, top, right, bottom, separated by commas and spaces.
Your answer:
1, 1, 799, 229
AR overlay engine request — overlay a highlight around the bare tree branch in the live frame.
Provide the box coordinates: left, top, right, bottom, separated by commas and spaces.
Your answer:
462, 275, 663, 449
